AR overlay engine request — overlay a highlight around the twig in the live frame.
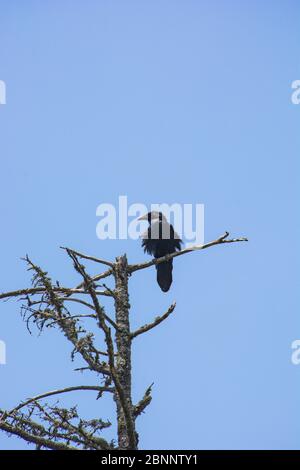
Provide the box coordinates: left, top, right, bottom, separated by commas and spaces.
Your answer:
131, 303, 176, 339
61, 246, 114, 268
45, 313, 96, 328
68, 269, 114, 296
133, 383, 153, 417
60, 297, 119, 330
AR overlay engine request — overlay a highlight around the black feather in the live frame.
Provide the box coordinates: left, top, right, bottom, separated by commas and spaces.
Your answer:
140, 212, 182, 292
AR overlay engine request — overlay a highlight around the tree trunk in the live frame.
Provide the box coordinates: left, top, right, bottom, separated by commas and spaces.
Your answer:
113, 255, 137, 449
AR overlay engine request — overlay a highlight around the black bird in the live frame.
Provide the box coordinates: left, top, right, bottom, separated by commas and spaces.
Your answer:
138, 211, 182, 292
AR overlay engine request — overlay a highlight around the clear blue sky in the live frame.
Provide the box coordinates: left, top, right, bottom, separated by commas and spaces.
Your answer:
0, 0, 299, 450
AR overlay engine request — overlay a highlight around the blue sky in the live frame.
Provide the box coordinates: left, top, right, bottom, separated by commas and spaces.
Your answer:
0, 0, 299, 449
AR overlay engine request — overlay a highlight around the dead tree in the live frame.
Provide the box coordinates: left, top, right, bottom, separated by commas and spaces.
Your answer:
0, 232, 247, 450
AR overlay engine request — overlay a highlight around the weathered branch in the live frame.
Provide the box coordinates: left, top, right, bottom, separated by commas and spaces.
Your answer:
0, 417, 76, 450
69, 268, 114, 296
133, 383, 153, 418
131, 302, 176, 339
0, 286, 112, 301
0, 403, 112, 450
61, 246, 114, 268
22, 257, 111, 376
2, 385, 115, 421
61, 297, 119, 330
128, 231, 248, 273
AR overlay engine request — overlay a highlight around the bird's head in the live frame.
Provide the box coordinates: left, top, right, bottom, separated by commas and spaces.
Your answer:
137, 211, 166, 224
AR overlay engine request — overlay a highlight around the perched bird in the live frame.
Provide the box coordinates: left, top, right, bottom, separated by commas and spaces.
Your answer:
138, 211, 182, 292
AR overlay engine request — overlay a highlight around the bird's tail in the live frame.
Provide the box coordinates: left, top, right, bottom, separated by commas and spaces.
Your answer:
156, 260, 173, 292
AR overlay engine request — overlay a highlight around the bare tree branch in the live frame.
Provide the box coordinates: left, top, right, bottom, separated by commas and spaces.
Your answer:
131, 303, 176, 339
133, 383, 153, 417
23, 256, 111, 376
128, 231, 248, 273
60, 297, 119, 330
1, 385, 114, 421
0, 403, 112, 450
0, 286, 112, 301
61, 246, 114, 268
68, 268, 114, 296
0, 418, 76, 450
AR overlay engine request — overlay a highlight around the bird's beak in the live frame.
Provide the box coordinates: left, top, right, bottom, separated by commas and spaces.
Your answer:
137, 214, 148, 221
